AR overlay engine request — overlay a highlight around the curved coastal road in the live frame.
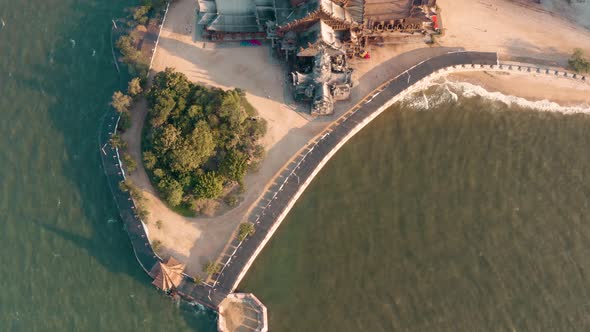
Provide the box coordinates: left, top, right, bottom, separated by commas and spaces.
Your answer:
100, 50, 498, 308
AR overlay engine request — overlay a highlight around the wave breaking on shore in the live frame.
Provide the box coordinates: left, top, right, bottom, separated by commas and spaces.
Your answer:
402, 78, 590, 114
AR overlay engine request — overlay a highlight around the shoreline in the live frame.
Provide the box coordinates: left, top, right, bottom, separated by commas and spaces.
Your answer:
445, 70, 590, 109
99, 0, 590, 329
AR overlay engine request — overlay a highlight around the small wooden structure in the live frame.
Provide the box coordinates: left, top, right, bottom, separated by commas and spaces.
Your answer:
149, 257, 186, 291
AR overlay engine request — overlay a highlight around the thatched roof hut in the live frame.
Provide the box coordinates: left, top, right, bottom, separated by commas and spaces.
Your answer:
149, 257, 186, 291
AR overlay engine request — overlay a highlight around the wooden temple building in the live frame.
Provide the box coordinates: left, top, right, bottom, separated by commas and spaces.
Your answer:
197, 0, 438, 114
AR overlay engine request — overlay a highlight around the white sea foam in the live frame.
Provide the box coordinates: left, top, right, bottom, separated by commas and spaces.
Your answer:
190, 301, 207, 313
402, 76, 590, 114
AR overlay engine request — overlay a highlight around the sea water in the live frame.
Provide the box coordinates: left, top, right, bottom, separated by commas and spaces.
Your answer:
241, 83, 590, 331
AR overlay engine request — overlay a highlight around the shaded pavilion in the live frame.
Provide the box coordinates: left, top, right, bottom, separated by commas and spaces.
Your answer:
149, 257, 186, 292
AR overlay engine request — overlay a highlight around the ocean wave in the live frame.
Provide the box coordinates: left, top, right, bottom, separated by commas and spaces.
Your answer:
402, 77, 590, 114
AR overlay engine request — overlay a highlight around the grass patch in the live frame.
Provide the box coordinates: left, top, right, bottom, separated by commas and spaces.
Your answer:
241, 95, 257, 117
170, 202, 197, 218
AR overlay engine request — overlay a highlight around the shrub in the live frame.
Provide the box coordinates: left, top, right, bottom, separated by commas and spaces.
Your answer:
195, 172, 223, 199
128, 77, 143, 97
111, 91, 132, 113
192, 275, 203, 284
152, 239, 162, 252
123, 153, 137, 173
219, 151, 248, 184
143, 151, 157, 170
116, 35, 140, 63
110, 134, 126, 149
118, 111, 132, 132
132, 6, 151, 25
238, 223, 255, 241
137, 205, 150, 220
202, 261, 221, 275
157, 177, 184, 207
153, 168, 165, 178
156, 219, 163, 229
224, 194, 238, 207
568, 48, 590, 73
119, 180, 130, 192
125, 180, 144, 202
190, 198, 220, 216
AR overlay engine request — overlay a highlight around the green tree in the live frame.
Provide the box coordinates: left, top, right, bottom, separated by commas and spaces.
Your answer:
169, 122, 215, 173
158, 177, 184, 207
116, 35, 141, 64
153, 168, 165, 178
219, 90, 247, 128
132, 5, 151, 25
202, 261, 220, 275
238, 223, 255, 241
150, 93, 176, 127
128, 77, 143, 97
123, 153, 137, 173
187, 105, 203, 119
154, 124, 181, 152
118, 111, 132, 132
111, 91, 132, 113
150, 68, 191, 101
110, 133, 126, 149
143, 151, 157, 170
568, 48, 590, 73
195, 172, 224, 199
219, 151, 248, 183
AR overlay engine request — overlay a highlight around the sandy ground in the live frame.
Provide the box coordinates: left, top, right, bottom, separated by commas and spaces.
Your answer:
218, 296, 264, 332
122, 0, 590, 278
437, 0, 590, 66
220, 301, 244, 332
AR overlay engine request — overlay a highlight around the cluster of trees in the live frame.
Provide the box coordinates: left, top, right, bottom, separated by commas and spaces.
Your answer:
115, 0, 170, 76
143, 68, 267, 213
111, 77, 143, 132
569, 48, 590, 73
115, 36, 149, 76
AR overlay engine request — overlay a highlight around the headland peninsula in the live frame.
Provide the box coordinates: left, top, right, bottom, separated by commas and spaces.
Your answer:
100, 0, 590, 330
